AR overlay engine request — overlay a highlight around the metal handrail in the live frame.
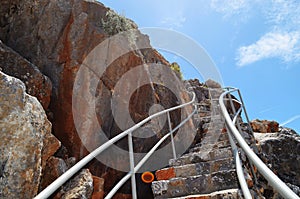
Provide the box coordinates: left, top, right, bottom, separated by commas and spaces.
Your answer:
219, 88, 300, 199
34, 92, 196, 199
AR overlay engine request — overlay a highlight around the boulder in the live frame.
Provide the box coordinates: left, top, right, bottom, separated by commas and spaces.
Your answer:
0, 41, 52, 109
255, 127, 300, 187
251, 119, 279, 133
0, 71, 60, 198
60, 169, 93, 199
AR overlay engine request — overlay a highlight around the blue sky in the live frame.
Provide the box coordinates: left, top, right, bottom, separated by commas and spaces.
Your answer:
100, 0, 300, 133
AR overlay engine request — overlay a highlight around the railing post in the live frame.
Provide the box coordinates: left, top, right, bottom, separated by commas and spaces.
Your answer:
236, 90, 258, 185
167, 112, 177, 159
237, 90, 254, 134
128, 132, 137, 199
228, 93, 244, 134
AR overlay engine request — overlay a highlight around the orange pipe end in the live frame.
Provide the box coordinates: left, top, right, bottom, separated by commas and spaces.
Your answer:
141, 171, 155, 183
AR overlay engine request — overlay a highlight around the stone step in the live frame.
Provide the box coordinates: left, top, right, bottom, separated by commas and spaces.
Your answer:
169, 147, 233, 167
189, 140, 231, 153
198, 132, 229, 146
156, 157, 235, 180
170, 188, 241, 199
152, 169, 238, 199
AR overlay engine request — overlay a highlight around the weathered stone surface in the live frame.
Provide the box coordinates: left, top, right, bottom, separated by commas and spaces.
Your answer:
60, 169, 93, 199
255, 127, 300, 187
0, 40, 52, 109
251, 119, 279, 133
156, 167, 176, 181
0, 0, 108, 159
152, 170, 238, 198
0, 71, 60, 198
92, 176, 104, 199
0, 1, 193, 197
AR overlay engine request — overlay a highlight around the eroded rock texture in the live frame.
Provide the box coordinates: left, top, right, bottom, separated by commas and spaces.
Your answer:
0, 0, 193, 197
0, 71, 60, 198
255, 128, 300, 187
59, 169, 93, 199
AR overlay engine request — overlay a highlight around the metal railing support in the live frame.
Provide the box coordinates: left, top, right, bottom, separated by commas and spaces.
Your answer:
237, 90, 254, 135
128, 132, 137, 199
167, 112, 177, 159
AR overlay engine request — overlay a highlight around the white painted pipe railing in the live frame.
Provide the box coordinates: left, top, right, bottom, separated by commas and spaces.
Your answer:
219, 88, 300, 199
34, 92, 196, 199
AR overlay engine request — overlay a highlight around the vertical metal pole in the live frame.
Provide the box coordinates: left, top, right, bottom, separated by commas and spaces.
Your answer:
128, 132, 137, 199
167, 112, 176, 159
228, 94, 244, 136
237, 90, 258, 184
237, 90, 254, 134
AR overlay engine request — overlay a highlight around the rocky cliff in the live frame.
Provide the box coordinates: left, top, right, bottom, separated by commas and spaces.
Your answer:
0, 0, 192, 198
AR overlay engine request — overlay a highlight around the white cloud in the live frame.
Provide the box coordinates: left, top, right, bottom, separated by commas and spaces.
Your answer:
236, 31, 300, 66
265, 0, 300, 29
210, 0, 250, 18
210, 0, 300, 66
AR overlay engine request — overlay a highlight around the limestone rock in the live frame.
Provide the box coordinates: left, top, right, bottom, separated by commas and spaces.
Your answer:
251, 119, 279, 133
0, 71, 60, 198
0, 40, 52, 109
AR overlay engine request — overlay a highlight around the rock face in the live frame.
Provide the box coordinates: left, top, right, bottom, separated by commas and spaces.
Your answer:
0, 71, 60, 198
0, 0, 192, 197
255, 127, 300, 188
251, 119, 279, 133
0, 41, 52, 109
0, 0, 110, 159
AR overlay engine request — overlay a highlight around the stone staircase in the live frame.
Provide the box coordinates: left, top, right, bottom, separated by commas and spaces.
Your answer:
151, 87, 242, 198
